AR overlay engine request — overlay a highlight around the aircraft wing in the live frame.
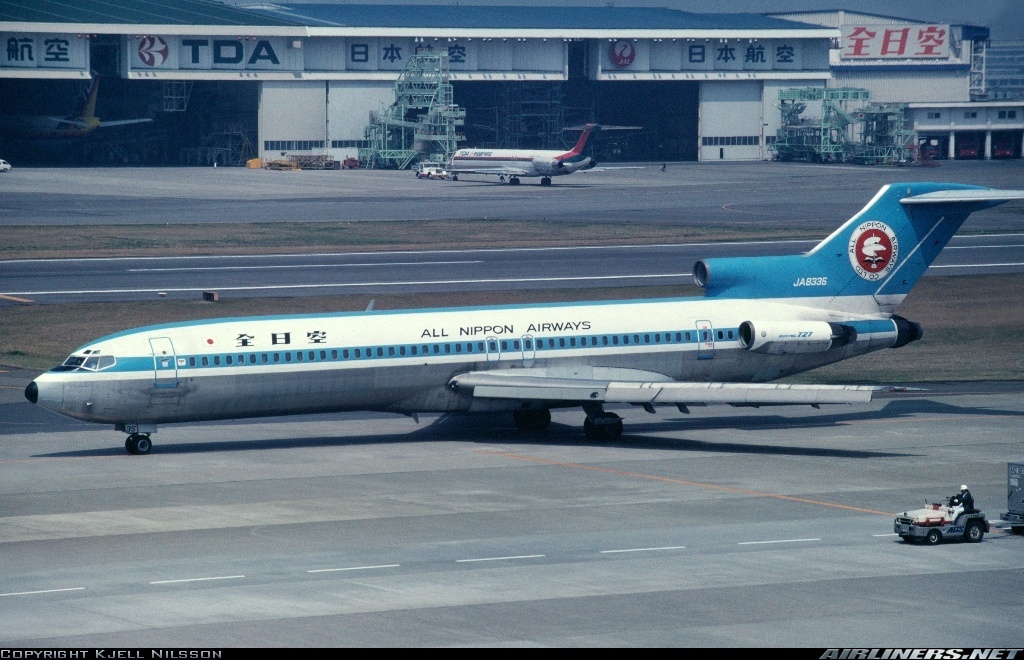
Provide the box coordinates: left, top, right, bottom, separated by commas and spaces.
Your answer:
98, 118, 154, 127
449, 371, 874, 406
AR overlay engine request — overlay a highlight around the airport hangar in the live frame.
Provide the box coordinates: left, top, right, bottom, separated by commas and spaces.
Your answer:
0, 1, 1021, 165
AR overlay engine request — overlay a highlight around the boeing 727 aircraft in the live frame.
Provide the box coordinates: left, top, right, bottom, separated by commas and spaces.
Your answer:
25, 182, 1024, 454
446, 124, 600, 185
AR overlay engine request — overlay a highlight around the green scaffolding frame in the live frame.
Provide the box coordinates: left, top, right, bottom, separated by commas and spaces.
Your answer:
359, 50, 466, 169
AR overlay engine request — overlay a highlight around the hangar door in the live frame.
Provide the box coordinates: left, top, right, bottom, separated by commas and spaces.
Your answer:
699, 81, 764, 161
259, 81, 327, 158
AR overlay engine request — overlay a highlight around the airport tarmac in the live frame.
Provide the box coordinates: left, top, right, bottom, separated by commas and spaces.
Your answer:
2, 160, 1023, 230
2, 161, 1023, 647
1, 367, 1023, 647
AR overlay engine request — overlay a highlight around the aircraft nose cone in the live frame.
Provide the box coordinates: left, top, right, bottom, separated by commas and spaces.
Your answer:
25, 380, 38, 404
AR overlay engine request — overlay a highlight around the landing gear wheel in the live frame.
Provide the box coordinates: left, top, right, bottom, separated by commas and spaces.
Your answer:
584, 412, 623, 441
541, 177, 552, 186
509, 177, 520, 185
964, 520, 985, 543
125, 433, 152, 455
451, 174, 458, 181
925, 529, 942, 545
513, 409, 551, 433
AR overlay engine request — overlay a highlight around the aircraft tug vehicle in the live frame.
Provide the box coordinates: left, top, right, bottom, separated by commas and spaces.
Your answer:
894, 498, 990, 545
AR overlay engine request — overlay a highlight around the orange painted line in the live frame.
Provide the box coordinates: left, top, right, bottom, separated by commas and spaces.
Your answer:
478, 450, 894, 517
0, 294, 35, 304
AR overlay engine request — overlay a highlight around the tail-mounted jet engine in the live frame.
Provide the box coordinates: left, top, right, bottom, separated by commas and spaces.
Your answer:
739, 321, 856, 355
532, 156, 562, 174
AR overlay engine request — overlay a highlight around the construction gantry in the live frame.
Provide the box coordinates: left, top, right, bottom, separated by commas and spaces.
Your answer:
359, 49, 466, 169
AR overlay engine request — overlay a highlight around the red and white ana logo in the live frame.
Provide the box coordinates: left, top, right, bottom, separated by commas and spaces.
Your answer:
609, 40, 636, 68
848, 220, 898, 280
137, 36, 169, 67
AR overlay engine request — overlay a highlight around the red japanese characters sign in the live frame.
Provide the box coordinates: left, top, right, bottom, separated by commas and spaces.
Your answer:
841, 24, 949, 59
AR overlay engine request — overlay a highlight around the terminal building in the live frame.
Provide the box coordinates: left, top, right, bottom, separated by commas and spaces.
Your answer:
0, 1, 1021, 165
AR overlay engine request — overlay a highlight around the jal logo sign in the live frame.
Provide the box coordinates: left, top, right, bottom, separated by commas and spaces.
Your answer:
609, 40, 636, 68
848, 221, 898, 280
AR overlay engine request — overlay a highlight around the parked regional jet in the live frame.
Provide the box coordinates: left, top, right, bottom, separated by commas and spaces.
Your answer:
446, 123, 600, 185
0, 78, 152, 140
25, 183, 1024, 454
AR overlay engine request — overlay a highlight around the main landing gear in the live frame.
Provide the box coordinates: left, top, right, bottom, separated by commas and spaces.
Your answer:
583, 403, 623, 441
540, 177, 552, 186
125, 433, 152, 455
510, 405, 624, 440
508, 176, 521, 185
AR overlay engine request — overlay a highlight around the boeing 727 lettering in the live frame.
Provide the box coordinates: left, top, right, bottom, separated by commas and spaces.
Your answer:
24, 182, 1024, 454
446, 124, 600, 185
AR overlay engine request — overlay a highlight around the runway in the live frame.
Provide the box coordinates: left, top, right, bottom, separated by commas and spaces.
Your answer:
1, 370, 1022, 646
3, 234, 1024, 304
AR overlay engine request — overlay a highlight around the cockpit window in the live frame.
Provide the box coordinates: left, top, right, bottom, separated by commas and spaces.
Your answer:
52, 353, 116, 372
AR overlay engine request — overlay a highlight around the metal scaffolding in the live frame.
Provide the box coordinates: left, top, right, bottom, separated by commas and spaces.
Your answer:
770, 88, 916, 165
359, 50, 466, 169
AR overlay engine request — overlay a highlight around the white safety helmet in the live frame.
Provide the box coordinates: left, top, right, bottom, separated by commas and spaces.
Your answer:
960, 484, 968, 491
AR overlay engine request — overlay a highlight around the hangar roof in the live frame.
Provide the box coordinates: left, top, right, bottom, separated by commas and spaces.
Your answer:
250, 3, 823, 32
0, 0, 300, 26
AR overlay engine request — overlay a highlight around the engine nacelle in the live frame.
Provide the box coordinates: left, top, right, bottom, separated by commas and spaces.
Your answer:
532, 155, 561, 174
738, 321, 856, 355
891, 314, 923, 348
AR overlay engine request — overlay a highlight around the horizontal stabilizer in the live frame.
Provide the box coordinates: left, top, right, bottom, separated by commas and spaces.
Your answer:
451, 372, 874, 406
900, 189, 1024, 205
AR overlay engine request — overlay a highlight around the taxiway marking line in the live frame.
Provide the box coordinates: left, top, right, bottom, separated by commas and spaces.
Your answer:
931, 262, 1024, 269
149, 575, 245, 585
0, 587, 85, 597
307, 564, 400, 573
456, 554, 545, 563
738, 538, 821, 546
599, 545, 687, 554
129, 260, 482, 273
480, 451, 894, 516
2, 273, 691, 297
0, 239, 822, 265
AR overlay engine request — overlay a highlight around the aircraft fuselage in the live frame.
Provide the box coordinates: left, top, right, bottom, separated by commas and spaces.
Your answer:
29, 295, 900, 427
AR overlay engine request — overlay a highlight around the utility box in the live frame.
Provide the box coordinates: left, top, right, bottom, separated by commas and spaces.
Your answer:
1001, 462, 1024, 535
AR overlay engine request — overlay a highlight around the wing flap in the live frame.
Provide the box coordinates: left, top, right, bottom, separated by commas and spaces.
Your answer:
451, 372, 874, 406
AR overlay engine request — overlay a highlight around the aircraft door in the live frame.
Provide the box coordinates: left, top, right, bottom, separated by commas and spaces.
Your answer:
696, 320, 716, 359
149, 337, 178, 388
486, 336, 500, 362
521, 334, 536, 367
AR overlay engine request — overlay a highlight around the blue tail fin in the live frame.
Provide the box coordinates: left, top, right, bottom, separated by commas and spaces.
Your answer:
694, 183, 1024, 311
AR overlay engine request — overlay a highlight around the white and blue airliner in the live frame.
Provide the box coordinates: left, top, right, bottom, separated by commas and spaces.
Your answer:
25, 182, 1024, 454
